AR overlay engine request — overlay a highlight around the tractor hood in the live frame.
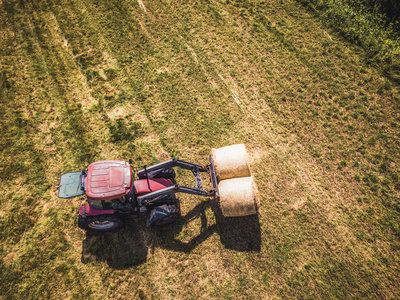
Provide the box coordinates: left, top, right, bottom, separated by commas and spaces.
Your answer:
58, 172, 85, 198
85, 160, 133, 201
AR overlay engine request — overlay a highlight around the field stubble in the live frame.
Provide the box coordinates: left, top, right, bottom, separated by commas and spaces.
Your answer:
1, 0, 399, 299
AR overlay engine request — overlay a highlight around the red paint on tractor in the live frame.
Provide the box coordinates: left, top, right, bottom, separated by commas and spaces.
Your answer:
85, 160, 133, 200
134, 178, 174, 196
79, 203, 115, 216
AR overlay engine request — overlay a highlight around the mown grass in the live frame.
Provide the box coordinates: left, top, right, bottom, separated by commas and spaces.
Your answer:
1, 0, 400, 299
296, 0, 400, 83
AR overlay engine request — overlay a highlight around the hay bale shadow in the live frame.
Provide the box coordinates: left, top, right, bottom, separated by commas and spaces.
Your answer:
210, 197, 261, 252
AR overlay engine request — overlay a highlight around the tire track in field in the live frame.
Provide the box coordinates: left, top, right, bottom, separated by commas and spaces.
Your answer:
132, 0, 334, 213
163, 6, 364, 275
0, 5, 91, 287
185, 42, 219, 89
2, 2, 114, 211
186, 4, 357, 213
214, 52, 354, 218
137, 0, 147, 12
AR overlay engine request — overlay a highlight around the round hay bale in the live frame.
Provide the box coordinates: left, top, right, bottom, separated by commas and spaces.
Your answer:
218, 176, 259, 217
211, 144, 251, 180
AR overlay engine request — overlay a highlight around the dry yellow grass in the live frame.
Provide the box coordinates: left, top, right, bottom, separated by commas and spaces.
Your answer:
1, 0, 399, 299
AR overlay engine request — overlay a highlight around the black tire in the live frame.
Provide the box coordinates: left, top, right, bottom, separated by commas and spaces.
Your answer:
151, 204, 180, 227
78, 214, 123, 232
153, 212, 180, 227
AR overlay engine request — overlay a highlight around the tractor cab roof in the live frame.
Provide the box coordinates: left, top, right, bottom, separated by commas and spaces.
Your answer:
85, 160, 133, 201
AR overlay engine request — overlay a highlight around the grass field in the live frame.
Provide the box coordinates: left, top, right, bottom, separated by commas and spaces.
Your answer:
1, 0, 400, 298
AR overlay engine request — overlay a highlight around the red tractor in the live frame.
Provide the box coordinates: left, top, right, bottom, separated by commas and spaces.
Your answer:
58, 145, 259, 232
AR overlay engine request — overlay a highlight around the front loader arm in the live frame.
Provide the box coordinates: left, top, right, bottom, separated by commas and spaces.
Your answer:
137, 158, 207, 177
137, 184, 213, 206
136, 156, 219, 206
137, 158, 207, 189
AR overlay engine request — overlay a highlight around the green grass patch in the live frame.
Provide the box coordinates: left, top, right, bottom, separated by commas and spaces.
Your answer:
1, 0, 400, 298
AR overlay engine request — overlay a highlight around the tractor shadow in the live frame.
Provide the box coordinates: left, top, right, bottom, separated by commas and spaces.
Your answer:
81, 217, 148, 269
81, 199, 261, 268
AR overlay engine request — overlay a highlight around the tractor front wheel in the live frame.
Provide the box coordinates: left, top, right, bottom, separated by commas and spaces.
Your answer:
153, 211, 180, 227
78, 214, 123, 232
148, 204, 180, 227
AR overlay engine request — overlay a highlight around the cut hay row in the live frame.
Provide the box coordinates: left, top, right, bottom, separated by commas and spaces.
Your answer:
0, 0, 399, 299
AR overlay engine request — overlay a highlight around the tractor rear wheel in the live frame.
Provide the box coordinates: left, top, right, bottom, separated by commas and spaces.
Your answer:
78, 214, 123, 232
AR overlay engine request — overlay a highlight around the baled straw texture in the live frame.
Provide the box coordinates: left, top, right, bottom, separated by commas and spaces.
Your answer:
218, 176, 259, 217
211, 144, 250, 181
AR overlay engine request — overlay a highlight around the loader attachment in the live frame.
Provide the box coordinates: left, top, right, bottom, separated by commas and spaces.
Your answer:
210, 144, 259, 217
58, 171, 85, 198
209, 154, 219, 198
